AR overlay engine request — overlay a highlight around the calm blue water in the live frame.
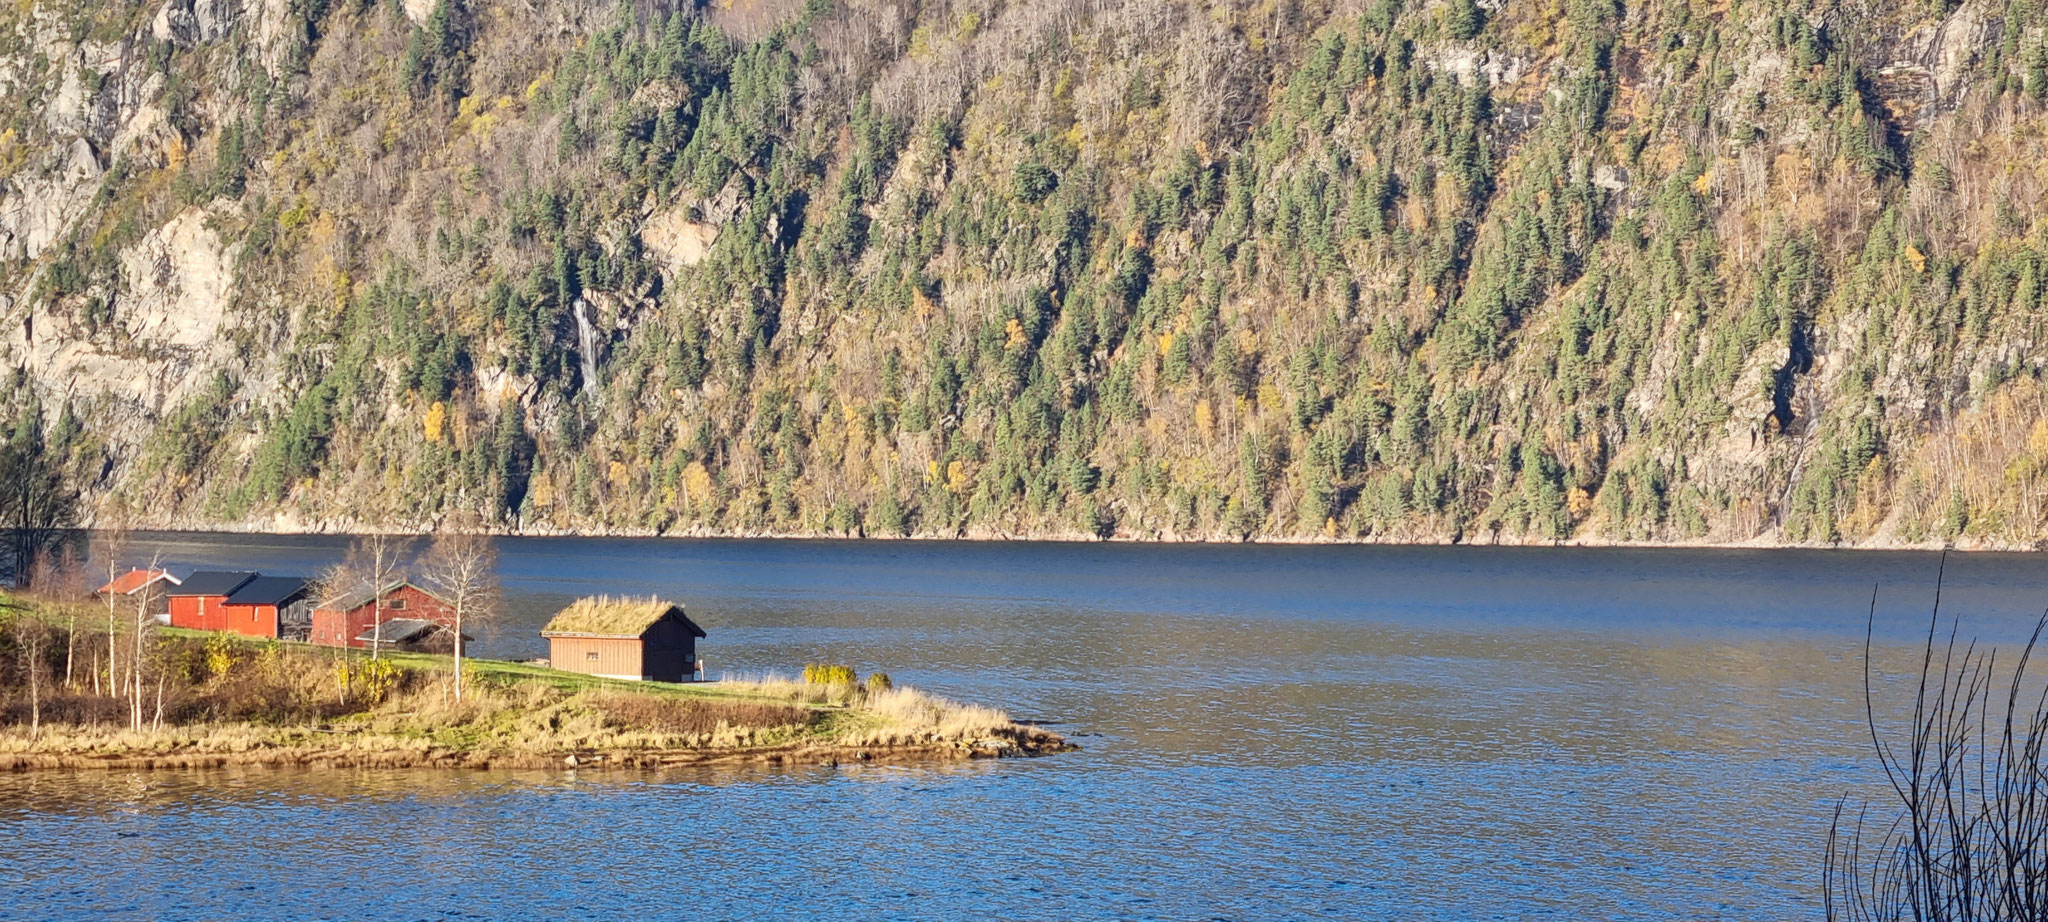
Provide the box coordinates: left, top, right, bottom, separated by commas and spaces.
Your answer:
2, 538, 2045, 919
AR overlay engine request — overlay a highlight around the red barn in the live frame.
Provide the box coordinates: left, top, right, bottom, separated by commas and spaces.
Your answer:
312, 582, 458, 651
167, 571, 257, 631
218, 577, 314, 640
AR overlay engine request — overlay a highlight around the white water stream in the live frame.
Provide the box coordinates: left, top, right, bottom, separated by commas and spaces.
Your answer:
573, 297, 600, 399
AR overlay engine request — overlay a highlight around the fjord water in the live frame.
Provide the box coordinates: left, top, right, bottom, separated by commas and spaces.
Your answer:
4, 539, 2047, 919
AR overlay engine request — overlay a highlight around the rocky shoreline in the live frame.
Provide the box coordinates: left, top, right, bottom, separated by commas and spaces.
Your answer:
0, 726, 1075, 773
105, 520, 2048, 553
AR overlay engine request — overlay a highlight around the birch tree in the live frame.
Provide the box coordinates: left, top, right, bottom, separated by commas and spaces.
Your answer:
129, 548, 163, 731
92, 524, 130, 697
13, 613, 49, 736
421, 522, 498, 702
325, 534, 415, 659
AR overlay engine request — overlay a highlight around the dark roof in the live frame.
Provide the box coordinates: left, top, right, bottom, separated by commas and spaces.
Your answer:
224, 576, 312, 607
355, 618, 467, 645
171, 571, 258, 597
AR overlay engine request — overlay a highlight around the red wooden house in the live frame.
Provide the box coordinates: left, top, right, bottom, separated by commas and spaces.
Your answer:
166, 571, 257, 631
312, 582, 459, 651
218, 576, 314, 640
96, 569, 181, 622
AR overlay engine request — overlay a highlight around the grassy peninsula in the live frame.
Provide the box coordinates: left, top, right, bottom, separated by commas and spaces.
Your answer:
0, 594, 1069, 772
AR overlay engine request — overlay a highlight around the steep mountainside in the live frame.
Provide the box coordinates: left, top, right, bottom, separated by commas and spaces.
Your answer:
4, 0, 2048, 545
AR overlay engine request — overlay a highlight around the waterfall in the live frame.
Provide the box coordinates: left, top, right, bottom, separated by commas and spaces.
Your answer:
573, 297, 600, 400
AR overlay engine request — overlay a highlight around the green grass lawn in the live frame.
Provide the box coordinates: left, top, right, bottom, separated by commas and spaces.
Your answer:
158, 626, 806, 704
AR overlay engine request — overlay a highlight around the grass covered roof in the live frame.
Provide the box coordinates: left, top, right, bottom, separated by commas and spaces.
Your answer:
541, 596, 685, 637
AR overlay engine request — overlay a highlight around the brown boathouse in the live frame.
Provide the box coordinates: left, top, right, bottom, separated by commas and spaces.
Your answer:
540, 597, 705, 682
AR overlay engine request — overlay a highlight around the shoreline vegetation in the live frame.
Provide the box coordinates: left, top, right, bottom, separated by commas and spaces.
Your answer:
89, 521, 2048, 553
1826, 567, 2048, 916
0, 594, 1071, 774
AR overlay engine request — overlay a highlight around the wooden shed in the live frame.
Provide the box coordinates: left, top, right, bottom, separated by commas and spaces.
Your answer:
312, 581, 458, 651
219, 576, 314, 640
540, 597, 705, 683
167, 571, 257, 631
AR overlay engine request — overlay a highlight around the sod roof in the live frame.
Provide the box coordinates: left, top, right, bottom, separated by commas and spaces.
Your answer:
540, 596, 699, 638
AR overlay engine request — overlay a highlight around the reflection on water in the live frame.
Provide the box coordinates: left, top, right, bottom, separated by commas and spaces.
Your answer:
4, 539, 2046, 918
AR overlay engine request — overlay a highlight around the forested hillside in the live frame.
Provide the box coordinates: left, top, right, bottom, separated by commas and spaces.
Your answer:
4, 0, 2048, 545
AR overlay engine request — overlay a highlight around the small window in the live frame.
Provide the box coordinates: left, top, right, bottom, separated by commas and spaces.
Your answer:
388, 599, 408, 611
586, 651, 599, 661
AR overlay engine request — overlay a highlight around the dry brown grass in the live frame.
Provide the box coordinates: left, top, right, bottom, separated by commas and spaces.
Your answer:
597, 694, 813, 735
708, 673, 1021, 745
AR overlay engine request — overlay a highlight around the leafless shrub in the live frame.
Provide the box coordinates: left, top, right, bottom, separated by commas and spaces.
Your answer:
1827, 558, 2048, 920
0, 690, 126, 727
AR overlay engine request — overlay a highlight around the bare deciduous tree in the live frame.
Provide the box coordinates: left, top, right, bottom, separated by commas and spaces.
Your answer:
323, 534, 416, 660
91, 523, 131, 694
0, 396, 79, 590
421, 520, 500, 702
12, 611, 49, 736
129, 548, 163, 732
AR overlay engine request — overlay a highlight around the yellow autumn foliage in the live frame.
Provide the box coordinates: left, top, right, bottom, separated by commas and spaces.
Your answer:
682, 461, 712, 505
423, 401, 446, 442
1567, 487, 1594, 520
946, 459, 974, 493
1257, 383, 1285, 415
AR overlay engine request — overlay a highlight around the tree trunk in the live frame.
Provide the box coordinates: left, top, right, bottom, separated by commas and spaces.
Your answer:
454, 603, 464, 703
27, 640, 41, 737
132, 601, 146, 731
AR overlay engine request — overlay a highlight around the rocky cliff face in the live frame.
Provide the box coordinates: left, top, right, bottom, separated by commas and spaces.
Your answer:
2, 0, 2047, 546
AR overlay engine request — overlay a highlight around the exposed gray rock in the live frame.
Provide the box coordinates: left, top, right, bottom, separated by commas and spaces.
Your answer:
152, 0, 246, 45
117, 208, 239, 351
0, 139, 103, 261
641, 208, 720, 274
1430, 46, 1528, 89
